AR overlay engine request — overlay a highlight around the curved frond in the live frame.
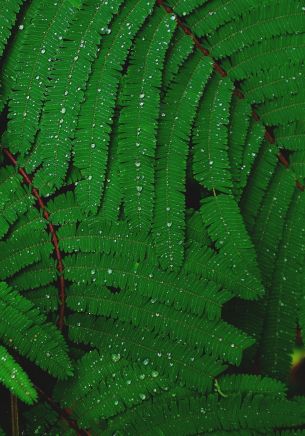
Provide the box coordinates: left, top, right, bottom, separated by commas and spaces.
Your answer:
0, 282, 72, 379
192, 74, 234, 193
117, 8, 176, 231
153, 51, 213, 270
67, 314, 227, 392
3, 0, 78, 157
32, 0, 125, 196
200, 194, 263, 299
73, 0, 154, 213
0, 345, 37, 404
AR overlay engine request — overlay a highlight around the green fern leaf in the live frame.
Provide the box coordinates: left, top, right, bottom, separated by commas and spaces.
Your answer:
0, 0, 25, 56
0, 345, 37, 404
259, 191, 305, 380
67, 314, 226, 392
0, 282, 72, 379
192, 74, 234, 193
3, 0, 78, 158
117, 8, 176, 232
207, 1, 305, 59
66, 284, 254, 365
73, 0, 154, 214
200, 194, 263, 299
32, 0, 125, 196
153, 51, 213, 270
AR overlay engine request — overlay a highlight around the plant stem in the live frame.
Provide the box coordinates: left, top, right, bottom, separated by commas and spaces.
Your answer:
10, 394, 19, 436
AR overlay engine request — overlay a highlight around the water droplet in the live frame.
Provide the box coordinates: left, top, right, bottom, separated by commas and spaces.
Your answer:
19, 25, 24, 30
107, 268, 113, 274
61, 107, 66, 114
167, 222, 172, 227
139, 93, 145, 99
151, 370, 159, 378
136, 186, 142, 192
143, 358, 149, 365
112, 353, 121, 362
135, 161, 141, 167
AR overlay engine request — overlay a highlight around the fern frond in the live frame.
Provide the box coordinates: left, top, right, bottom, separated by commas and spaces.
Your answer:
183, 242, 258, 300
0, 228, 52, 280
106, 393, 305, 435
1, 0, 44, 106
26, 286, 58, 313
0, 345, 37, 404
58, 220, 154, 262
259, 191, 305, 380
206, 1, 305, 59
225, 33, 305, 81
67, 314, 226, 392
227, 97, 252, 197
67, 284, 254, 365
290, 150, 305, 180
23, 403, 60, 436
252, 165, 295, 287
236, 121, 266, 200
3, 0, 78, 158
56, 350, 172, 426
73, 0, 154, 214
32, 0, 125, 196
200, 194, 263, 299
235, 167, 298, 364
10, 257, 57, 291
217, 373, 286, 397
240, 142, 279, 232
0, 282, 72, 379
0, 168, 34, 238
117, 8, 176, 232
258, 90, 305, 126
185, 0, 272, 36
162, 30, 194, 90
276, 121, 305, 151
241, 62, 303, 104
153, 51, 213, 270
7, 209, 46, 243
0, 0, 25, 56
167, 0, 209, 16
64, 252, 227, 320
47, 192, 84, 225
185, 209, 210, 246
192, 74, 234, 193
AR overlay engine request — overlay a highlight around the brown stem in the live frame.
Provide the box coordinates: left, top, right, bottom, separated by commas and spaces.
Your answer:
156, 0, 304, 191
2, 147, 66, 330
10, 394, 20, 436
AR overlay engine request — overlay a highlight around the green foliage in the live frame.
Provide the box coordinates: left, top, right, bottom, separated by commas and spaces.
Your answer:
0, 345, 37, 404
0, 0, 305, 434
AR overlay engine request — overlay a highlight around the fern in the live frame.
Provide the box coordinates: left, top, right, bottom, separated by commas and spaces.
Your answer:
1, 0, 305, 433
73, 0, 155, 213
